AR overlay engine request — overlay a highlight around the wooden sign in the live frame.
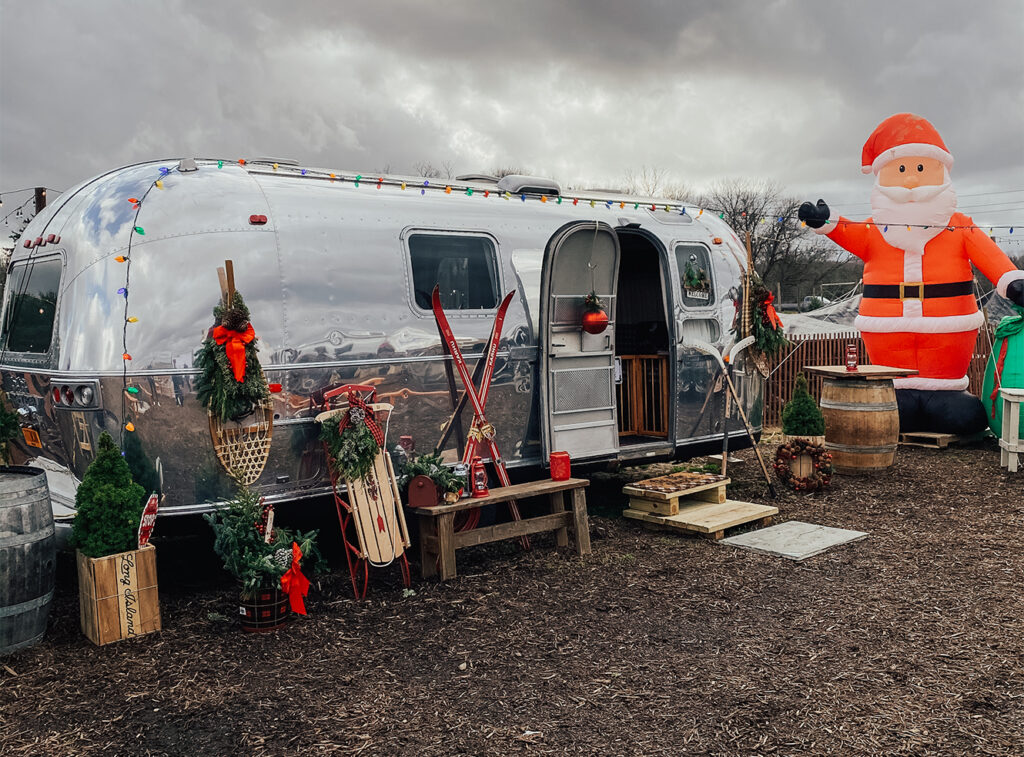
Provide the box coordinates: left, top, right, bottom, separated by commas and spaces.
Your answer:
137, 493, 159, 548
78, 545, 161, 645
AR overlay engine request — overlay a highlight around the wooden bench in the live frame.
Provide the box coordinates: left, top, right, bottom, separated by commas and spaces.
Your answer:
411, 478, 591, 580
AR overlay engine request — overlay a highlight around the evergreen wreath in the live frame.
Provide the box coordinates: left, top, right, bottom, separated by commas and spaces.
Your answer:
683, 260, 709, 291
773, 438, 833, 492
320, 409, 381, 481
194, 291, 270, 422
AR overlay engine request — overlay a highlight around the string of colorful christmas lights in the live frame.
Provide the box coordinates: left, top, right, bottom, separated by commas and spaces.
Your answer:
116, 165, 172, 443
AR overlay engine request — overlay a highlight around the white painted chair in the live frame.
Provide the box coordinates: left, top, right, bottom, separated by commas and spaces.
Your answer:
998, 388, 1024, 473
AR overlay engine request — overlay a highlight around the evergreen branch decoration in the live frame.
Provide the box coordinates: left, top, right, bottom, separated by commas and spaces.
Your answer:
204, 483, 320, 596
320, 412, 380, 481
194, 290, 270, 422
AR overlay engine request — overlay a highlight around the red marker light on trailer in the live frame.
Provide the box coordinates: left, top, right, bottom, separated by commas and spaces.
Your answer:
34, 237, 43, 246
52, 387, 62, 405
46, 234, 56, 243
62, 386, 75, 406
268, 383, 282, 393
249, 215, 268, 225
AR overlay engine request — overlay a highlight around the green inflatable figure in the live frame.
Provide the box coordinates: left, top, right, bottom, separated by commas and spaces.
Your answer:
982, 304, 1024, 438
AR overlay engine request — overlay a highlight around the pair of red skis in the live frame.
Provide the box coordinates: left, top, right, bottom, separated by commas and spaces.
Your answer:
431, 285, 528, 547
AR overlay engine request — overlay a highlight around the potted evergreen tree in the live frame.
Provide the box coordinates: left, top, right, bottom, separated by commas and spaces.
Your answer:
72, 432, 161, 645
781, 373, 825, 445
205, 484, 320, 632
775, 373, 832, 491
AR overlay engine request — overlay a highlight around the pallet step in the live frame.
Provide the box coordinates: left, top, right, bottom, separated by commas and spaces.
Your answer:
623, 472, 730, 516
623, 499, 779, 540
898, 432, 957, 449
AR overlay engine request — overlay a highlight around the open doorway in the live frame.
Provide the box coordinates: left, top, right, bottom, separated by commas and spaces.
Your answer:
614, 230, 671, 445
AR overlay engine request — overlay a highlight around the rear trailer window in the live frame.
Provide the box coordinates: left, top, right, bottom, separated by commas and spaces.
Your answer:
676, 244, 715, 307
409, 234, 499, 310
1, 258, 61, 353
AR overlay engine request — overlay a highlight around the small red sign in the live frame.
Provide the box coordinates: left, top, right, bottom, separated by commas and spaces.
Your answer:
137, 493, 160, 548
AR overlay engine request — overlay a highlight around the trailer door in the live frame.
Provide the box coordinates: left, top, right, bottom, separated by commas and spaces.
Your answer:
539, 222, 620, 460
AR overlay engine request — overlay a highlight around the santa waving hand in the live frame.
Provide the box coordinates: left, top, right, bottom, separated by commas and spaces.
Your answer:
799, 113, 1024, 435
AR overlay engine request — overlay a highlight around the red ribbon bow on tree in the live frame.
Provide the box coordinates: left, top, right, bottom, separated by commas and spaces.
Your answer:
212, 323, 256, 382
337, 391, 385, 446
280, 542, 310, 615
763, 292, 784, 330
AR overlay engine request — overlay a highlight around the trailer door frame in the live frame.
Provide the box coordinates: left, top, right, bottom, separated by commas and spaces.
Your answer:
538, 221, 621, 461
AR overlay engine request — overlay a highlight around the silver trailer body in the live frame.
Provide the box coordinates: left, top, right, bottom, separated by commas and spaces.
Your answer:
0, 160, 763, 524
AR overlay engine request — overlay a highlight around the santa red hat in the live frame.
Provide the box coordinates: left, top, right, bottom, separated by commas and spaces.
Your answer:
861, 113, 953, 175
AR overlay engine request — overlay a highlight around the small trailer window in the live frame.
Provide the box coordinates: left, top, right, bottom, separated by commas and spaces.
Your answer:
675, 244, 715, 307
409, 234, 499, 310
1, 257, 61, 353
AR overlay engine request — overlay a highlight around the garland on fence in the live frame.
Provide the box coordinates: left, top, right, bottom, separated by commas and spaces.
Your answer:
774, 438, 833, 492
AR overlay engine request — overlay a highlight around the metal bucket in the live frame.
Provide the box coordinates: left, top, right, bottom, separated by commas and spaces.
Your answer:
0, 466, 56, 655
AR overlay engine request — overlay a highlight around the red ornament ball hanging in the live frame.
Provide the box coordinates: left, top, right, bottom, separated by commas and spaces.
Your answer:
582, 309, 609, 335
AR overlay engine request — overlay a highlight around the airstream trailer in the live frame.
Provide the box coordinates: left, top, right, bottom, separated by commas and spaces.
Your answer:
0, 160, 763, 536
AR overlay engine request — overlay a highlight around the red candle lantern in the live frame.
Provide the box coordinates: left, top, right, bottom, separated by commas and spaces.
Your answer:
550, 451, 571, 481
470, 456, 489, 498
846, 342, 859, 372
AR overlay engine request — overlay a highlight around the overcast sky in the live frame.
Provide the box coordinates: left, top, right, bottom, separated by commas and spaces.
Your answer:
2, 1, 1022, 238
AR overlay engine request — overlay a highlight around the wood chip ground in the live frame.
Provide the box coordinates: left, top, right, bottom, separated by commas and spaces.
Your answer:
1, 435, 1022, 755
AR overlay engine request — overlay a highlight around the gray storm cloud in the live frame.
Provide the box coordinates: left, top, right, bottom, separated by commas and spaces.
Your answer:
1, 0, 1022, 228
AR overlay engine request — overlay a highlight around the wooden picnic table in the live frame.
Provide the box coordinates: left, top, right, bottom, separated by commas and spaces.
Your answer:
411, 477, 591, 580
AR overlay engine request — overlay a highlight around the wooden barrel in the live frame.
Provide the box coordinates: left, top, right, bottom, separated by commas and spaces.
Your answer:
0, 466, 56, 655
819, 378, 900, 473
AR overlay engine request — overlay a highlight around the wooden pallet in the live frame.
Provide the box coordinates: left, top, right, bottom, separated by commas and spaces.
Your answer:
898, 432, 957, 449
623, 500, 779, 540
623, 472, 729, 516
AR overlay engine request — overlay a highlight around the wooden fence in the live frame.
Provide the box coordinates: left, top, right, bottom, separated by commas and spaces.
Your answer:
762, 328, 994, 428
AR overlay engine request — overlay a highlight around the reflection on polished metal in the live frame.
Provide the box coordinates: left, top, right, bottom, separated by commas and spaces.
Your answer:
1, 159, 763, 516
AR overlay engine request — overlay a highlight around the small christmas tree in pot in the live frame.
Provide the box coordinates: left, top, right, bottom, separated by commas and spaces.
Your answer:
72, 432, 161, 645
775, 373, 832, 491
205, 483, 320, 632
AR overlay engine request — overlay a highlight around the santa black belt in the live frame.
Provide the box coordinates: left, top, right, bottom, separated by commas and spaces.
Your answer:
862, 281, 974, 300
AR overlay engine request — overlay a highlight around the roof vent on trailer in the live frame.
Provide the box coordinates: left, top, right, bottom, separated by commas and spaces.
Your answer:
495, 174, 560, 197
455, 173, 500, 183
178, 158, 198, 172
248, 157, 300, 167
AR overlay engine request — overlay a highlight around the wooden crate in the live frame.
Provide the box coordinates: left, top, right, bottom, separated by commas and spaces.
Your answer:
624, 499, 778, 540
77, 545, 161, 646
623, 472, 729, 516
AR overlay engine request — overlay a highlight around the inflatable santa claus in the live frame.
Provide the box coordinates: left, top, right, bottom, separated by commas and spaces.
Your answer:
799, 113, 1024, 435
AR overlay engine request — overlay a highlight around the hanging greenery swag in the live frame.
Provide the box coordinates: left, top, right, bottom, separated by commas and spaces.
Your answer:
194, 291, 270, 422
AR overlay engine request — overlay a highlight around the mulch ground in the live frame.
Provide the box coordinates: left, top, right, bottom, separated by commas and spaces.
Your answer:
2, 435, 1023, 756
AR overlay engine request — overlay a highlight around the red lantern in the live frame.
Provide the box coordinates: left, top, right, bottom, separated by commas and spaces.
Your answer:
470, 456, 489, 498
550, 451, 571, 481
582, 309, 608, 335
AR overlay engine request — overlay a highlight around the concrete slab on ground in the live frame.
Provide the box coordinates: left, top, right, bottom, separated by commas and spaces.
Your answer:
720, 520, 868, 561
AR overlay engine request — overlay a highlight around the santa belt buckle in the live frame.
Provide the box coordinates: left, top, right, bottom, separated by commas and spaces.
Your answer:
899, 282, 924, 301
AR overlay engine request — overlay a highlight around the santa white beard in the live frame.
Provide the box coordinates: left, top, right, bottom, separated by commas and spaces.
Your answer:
870, 178, 958, 255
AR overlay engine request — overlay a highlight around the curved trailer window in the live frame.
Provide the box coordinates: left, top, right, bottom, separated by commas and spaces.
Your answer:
1, 257, 61, 354
409, 234, 499, 311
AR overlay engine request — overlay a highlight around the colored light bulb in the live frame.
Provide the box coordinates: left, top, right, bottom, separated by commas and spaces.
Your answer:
134, 226, 145, 235
154, 180, 163, 189
115, 256, 127, 263
127, 317, 138, 323
125, 422, 135, 432
126, 387, 139, 394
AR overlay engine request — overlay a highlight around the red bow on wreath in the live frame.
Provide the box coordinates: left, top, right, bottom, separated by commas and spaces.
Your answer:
212, 323, 256, 382
280, 542, 310, 615
762, 292, 784, 330
337, 391, 385, 446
